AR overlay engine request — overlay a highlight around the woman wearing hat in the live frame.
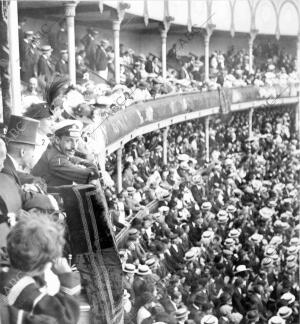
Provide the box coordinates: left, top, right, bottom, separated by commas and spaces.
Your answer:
24, 102, 54, 164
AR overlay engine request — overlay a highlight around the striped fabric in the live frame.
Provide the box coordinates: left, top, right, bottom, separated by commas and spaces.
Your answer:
55, 184, 124, 324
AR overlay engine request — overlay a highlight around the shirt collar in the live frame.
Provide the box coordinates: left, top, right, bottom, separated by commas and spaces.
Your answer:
7, 154, 21, 171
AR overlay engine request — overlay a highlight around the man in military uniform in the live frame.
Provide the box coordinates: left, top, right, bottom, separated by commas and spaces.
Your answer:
32, 120, 99, 187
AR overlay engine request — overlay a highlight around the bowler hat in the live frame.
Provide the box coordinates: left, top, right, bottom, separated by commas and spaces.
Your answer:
6, 115, 39, 145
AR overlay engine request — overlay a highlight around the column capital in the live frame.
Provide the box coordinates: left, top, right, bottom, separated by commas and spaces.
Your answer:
64, 1, 77, 17
160, 15, 174, 34
116, 2, 130, 22
205, 24, 216, 38
249, 28, 258, 44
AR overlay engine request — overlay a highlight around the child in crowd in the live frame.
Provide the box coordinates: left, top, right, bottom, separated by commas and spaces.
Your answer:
0, 214, 81, 324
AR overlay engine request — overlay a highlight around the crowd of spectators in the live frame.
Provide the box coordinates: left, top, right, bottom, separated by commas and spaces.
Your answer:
0, 16, 298, 324
19, 22, 299, 118
103, 105, 299, 324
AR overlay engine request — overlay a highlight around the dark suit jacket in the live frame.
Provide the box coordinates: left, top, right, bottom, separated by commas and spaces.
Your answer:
178, 67, 191, 80
55, 59, 68, 75
191, 184, 205, 205
232, 287, 246, 315
2, 155, 21, 186
38, 55, 55, 81
95, 46, 108, 71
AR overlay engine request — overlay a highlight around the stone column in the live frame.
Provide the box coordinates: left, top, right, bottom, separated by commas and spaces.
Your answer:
113, 20, 121, 84
205, 117, 210, 162
112, 2, 130, 84
163, 126, 169, 164
64, 1, 77, 85
248, 107, 254, 137
161, 29, 167, 79
8, 0, 21, 115
297, 33, 300, 79
249, 29, 258, 74
204, 24, 215, 83
116, 148, 122, 193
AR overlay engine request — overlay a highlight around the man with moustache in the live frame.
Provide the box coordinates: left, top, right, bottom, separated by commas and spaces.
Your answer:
32, 120, 99, 186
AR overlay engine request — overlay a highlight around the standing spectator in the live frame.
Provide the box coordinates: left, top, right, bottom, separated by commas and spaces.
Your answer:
56, 49, 69, 76
37, 45, 55, 83
81, 27, 99, 71
96, 39, 109, 79
55, 20, 68, 53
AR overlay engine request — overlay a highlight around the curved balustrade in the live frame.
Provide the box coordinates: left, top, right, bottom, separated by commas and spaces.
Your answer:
96, 84, 299, 155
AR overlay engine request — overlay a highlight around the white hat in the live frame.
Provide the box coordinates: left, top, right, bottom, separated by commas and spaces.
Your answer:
201, 315, 218, 324
224, 238, 235, 247
290, 237, 300, 246
177, 154, 190, 161
226, 205, 236, 213
277, 306, 293, 319
280, 292, 296, 304
122, 263, 136, 274
286, 245, 298, 255
264, 246, 277, 257
250, 233, 263, 243
136, 264, 151, 276
228, 229, 240, 239
202, 230, 214, 241
235, 265, 249, 274
184, 250, 195, 262
269, 236, 283, 246
175, 307, 189, 320
201, 201, 212, 211
158, 206, 169, 213
259, 207, 274, 220
268, 316, 285, 324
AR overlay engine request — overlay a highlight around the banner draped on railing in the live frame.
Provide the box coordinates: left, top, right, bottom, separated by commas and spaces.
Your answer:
99, 84, 298, 148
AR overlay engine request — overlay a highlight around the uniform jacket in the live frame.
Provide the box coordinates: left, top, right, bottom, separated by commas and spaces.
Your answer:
32, 145, 99, 187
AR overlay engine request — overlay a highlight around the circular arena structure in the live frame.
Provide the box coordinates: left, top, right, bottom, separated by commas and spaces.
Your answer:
0, 1, 299, 324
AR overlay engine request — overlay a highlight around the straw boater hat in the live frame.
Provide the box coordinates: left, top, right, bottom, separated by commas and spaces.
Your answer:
175, 307, 189, 320
201, 201, 212, 211
224, 238, 235, 247
201, 230, 214, 242
234, 265, 249, 274
286, 245, 298, 255
201, 315, 218, 324
136, 264, 151, 276
184, 250, 195, 262
122, 263, 136, 274
259, 207, 274, 220
228, 229, 240, 239
261, 257, 273, 269
280, 292, 296, 305
277, 306, 293, 319
264, 246, 277, 257
249, 233, 263, 243
226, 205, 236, 213
145, 258, 156, 268
268, 316, 285, 324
